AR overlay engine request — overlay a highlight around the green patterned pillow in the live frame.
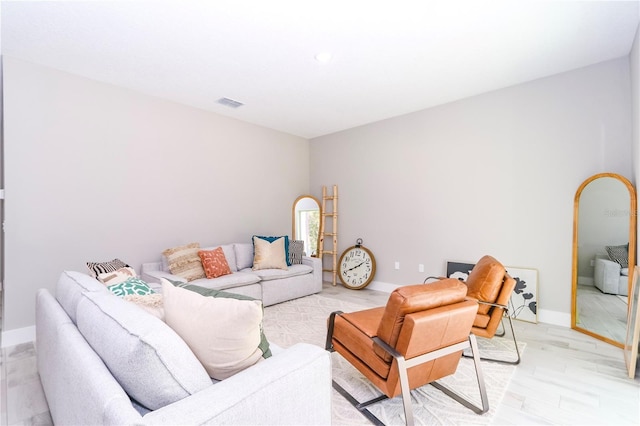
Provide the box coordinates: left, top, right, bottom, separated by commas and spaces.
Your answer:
108, 277, 155, 297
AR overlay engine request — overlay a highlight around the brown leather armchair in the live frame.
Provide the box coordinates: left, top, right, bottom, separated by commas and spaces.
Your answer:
427, 255, 521, 365
325, 279, 488, 426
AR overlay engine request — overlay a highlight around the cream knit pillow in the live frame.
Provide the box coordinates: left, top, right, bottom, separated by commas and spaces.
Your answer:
162, 242, 205, 281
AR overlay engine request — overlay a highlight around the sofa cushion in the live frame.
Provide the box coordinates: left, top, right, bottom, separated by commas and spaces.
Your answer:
107, 277, 156, 297
234, 243, 254, 270
162, 282, 266, 380
188, 271, 261, 291
244, 264, 313, 282
55, 271, 110, 324
86, 258, 130, 278
76, 291, 212, 410
198, 247, 232, 279
252, 236, 288, 270
163, 242, 206, 281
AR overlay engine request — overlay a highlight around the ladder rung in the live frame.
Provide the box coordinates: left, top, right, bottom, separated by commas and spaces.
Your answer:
323, 196, 337, 200
322, 268, 337, 273
321, 251, 336, 256
322, 213, 336, 216
322, 232, 337, 236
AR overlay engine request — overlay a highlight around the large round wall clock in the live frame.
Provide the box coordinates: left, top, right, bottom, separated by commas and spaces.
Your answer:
338, 238, 376, 290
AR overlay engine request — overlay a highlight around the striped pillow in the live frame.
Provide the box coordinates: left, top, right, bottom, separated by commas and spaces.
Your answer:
288, 240, 304, 265
86, 258, 130, 278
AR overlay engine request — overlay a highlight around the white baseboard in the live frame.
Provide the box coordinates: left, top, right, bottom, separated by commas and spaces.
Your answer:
578, 276, 594, 286
538, 309, 571, 327
2, 326, 36, 348
367, 280, 400, 293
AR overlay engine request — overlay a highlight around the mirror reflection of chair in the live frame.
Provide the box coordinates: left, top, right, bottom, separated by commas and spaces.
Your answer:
426, 255, 521, 365
325, 280, 488, 426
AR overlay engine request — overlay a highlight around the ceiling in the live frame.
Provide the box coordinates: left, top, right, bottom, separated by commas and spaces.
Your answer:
2, 1, 639, 139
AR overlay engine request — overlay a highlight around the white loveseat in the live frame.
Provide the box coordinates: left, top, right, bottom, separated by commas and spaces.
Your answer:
594, 255, 629, 296
141, 242, 323, 306
36, 271, 332, 425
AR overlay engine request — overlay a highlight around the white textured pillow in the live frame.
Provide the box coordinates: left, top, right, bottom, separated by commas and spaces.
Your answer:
123, 293, 165, 320
162, 281, 264, 380
252, 236, 288, 270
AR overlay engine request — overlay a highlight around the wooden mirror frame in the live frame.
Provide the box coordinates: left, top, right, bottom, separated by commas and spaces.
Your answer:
292, 195, 322, 257
571, 173, 637, 348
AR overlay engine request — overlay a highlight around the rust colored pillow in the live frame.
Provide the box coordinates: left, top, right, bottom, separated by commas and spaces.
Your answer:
198, 247, 232, 279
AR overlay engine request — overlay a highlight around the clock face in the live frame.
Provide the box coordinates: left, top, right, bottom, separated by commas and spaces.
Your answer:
339, 246, 376, 289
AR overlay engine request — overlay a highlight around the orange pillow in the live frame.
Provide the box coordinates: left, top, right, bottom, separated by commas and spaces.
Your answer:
198, 247, 232, 279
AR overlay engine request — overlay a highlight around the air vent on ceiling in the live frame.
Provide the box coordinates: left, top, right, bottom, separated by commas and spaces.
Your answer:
217, 97, 244, 108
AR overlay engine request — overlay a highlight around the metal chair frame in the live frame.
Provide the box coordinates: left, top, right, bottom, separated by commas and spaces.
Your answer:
424, 276, 521, 365
326, 311, 489, 426
463, 300, 522, 365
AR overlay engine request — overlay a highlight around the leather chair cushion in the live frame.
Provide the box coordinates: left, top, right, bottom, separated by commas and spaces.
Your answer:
473, 312, 491, 329
332, 307, 391, 378
375, 280, 467, 361
466, 255, 506, 315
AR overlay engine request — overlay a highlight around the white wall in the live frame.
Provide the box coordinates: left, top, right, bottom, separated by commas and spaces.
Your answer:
310, 58, 632, 324
2, 57, 309, 344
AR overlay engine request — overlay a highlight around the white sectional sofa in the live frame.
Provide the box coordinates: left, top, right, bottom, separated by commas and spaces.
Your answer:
141, 242, 323, 306
36, 270, 332, 425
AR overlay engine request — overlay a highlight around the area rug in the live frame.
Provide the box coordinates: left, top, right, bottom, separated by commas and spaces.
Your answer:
263, 293, 523, 426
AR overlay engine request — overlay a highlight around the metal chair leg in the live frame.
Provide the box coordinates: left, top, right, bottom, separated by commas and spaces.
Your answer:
464, 314, 521, 365
431, 334, 489, 414
331, 335, 489, 426
325, 311, 343, 351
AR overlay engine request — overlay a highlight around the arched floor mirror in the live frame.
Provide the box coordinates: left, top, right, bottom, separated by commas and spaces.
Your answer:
572, 173, 637, 348
292, 195, 321, 257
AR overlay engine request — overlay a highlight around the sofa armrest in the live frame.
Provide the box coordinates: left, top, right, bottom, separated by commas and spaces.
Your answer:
594, 257, 622, 294
302, 256, 323, 288
141, 343, 332, 425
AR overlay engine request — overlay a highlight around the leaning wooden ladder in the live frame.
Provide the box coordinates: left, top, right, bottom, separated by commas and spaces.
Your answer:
319, 185, 338, 286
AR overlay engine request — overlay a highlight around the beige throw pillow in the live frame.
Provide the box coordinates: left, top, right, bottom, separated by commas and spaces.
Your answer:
97, 267, 137, 286
252, 236, 288, 270
162, 281, 264, 380
162, 242, 205, 281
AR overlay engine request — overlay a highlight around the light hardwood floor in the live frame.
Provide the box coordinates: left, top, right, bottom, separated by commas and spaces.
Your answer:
576, 284, 628, 343
1, 282, 639, 425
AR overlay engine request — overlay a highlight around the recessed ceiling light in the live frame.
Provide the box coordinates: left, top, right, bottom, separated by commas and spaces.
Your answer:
314, 52, 332, 64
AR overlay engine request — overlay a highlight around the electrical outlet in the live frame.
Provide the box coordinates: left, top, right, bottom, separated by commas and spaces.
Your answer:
419, 264, 424, 273
394, 261, 400, 270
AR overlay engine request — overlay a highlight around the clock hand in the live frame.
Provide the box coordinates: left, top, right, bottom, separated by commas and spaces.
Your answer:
346, 261, 365, 272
